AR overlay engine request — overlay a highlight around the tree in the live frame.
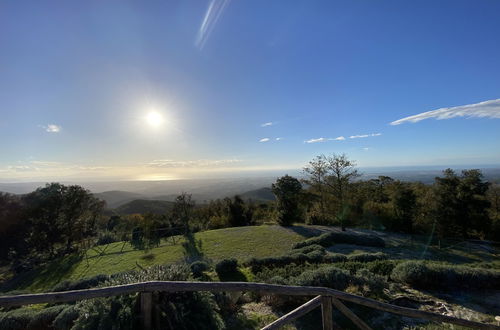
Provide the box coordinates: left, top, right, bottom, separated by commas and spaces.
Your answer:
387, 181, 417, 233
432, 169, 490, 238
23, 183, 104, 256
302, 155, 330, 223
171, 193, 195, 234
272, 175, 303, 226
324, 153, 360, 230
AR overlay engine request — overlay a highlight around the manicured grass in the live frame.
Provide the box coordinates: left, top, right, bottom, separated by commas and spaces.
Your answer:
10, 225, 308, 292
5, 224, 497, 293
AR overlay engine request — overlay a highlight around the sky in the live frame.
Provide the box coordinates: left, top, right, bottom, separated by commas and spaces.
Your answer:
1, 0, 500, 182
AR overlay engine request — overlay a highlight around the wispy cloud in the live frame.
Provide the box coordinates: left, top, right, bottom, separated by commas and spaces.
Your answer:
305, 137, 328, 144
275, 137, 283, 141
305, 136, 346, 143
148, 159, 241, 168
259, 138, 270, 142
261, 122, 273, 127
195, 0, 231, 50
390, 99, 500, 125
41, 124, 61, 133
349, 133, 381, 139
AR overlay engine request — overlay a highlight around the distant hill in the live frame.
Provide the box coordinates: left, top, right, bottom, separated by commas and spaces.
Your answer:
240, 187, 275, 201
113, 199, 175, 215
94, 191, 145, 208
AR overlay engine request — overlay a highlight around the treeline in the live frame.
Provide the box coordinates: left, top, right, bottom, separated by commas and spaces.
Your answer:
273, 154, 500, 241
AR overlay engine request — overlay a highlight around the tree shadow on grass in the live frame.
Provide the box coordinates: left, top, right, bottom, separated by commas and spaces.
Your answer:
181, 232, 204, 263
1, 254, 82, 293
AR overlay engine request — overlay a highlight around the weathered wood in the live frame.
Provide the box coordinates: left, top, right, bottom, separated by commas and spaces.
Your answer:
0, 281, 498, 329
140, 292, 152, 330
260, 296, 322, 330
331, 297, 372, 330
321, 296, 333, 330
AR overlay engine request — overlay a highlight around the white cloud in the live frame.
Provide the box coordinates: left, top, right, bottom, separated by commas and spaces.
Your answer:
333, 136, 345, 141
349, 133, 381, 139
42, 124, 61, 133
259, 138, 270, 142
261, 122, 273, 127
195, 0, 231, 50
390, 99, 500, 125
362, 147, 370, 151
275, 137, 283, 141
148, 159, 242, 168
305, 137, 328, 144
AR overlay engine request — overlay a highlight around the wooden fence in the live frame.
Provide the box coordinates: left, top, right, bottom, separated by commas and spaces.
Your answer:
0, 281, 498, 330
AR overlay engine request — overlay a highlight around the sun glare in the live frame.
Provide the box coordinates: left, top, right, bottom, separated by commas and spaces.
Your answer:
146, 111, 164, 127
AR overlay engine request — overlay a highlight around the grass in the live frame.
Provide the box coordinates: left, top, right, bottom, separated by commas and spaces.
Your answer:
3, 224, 498, 293
7, 225, 308, 292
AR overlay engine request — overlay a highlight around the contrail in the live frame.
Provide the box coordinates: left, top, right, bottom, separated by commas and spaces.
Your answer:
195, 0, 231, 50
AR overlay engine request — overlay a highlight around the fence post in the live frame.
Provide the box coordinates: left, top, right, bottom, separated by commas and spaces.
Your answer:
140, 291, 152, 330
321, 296, 333, 330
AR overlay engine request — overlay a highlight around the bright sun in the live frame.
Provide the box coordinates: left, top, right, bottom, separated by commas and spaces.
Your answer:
146, 111, 164, 127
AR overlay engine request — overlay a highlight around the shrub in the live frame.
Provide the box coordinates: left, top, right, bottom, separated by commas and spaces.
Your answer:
245, 249, 329, 272
96, 232, 118, 245
290, 244, 325, 255
0, 305, 69, 330
366, 260, 398, 276
53, 305, 79, 330
51, 274, 109, 292
215, 258, 239, 277
190, 261, 210, 277
391, 261, 500, 290
346, 252, 387, 263
292, 266, 352, 290
293, 231, 385, 249
323, 253, 347, 263
72, 264, 225, 330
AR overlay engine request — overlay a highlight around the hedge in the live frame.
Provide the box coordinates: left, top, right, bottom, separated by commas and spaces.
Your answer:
293, 231, 385, 249
391, 261, 500, 290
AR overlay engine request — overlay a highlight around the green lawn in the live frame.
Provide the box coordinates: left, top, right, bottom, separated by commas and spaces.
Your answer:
5, 224, 497, 293
10, 225, 310, 292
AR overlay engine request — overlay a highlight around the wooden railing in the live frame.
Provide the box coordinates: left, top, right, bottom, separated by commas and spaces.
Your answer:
0, 281, 498, 330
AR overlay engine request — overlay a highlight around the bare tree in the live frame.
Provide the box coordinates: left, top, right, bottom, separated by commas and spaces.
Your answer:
303, 153, 360, 230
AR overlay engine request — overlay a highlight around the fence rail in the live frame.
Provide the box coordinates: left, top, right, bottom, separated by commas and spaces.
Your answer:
0, 281, 498, 330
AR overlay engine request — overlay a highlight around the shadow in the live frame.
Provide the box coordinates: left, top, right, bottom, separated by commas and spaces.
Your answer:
1, 254, 82, 293
181, 232, 204, 263
218, 269, 248, 282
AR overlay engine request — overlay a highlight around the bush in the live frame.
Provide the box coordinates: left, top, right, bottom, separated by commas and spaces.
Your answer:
72, 264, 225, 330
323, 253, 347, 263
391, 261, 500, 291
51, 274, 109, 292
96, 232, 118, 245
190, 261, 210, 277
245, 248, 329, 273
346, 252, 387, 263
0, 305, 70, 330
53, 306, 79, 330
292, 266, 352, 290
290, 244, 325, 255
215, 258, 239, 277
366, 260, 398, 277
293, 231, 385, 249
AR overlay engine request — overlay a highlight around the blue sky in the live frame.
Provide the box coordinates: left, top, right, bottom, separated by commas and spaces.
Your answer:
1, 0, 500, 181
